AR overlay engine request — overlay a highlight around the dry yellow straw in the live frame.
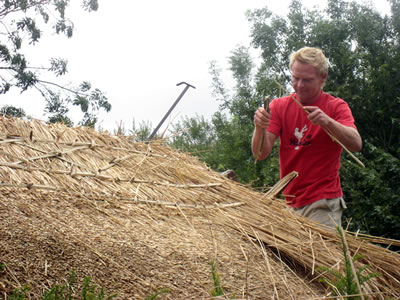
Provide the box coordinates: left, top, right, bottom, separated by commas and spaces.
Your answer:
274, 80, 365, 168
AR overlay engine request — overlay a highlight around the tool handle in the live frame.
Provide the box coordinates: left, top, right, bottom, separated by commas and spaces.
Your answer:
264, 96, 270, 113
255, 96, 270, 163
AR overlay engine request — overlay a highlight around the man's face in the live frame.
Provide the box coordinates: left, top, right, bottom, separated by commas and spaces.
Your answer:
291, 60, 327, 105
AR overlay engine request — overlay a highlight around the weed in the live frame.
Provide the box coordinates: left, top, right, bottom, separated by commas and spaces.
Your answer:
80, 275, 116, 300
8, 286, 30, 300
318, 226, 381, 299
6, 271, 117, 300
209, 260, 224, 297
42, 271, 76, 300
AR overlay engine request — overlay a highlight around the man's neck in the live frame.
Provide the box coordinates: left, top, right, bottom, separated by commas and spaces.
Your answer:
298, 90, 323, 106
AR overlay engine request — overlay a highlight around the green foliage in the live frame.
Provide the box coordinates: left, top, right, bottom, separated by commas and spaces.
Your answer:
80, 276, 117, 300
42, 271, 76, 300
129, 119, 153, 141
247, 0, 400, 159
318, 226, 381, 299
249, 0, 400, 240
0, 0, 111, 127
341, 142, 400, 240
209, 260, 224, 297
209, 60, 229, 103
170, 0, 400, 241
170, 47, 280, 189
8, 286, 30, 300
44, 91, 73, 126
0, 105, 27, 118
209, 42, 281, 187
170, 114, 216, 164
6, 271, 116, 300
43, 82, 111, 128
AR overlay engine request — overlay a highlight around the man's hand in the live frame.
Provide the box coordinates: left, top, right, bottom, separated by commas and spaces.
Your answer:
303, 106, 362, 152
252, 105, 277, 160
254, 106, 271, 129
303, 106, 330, 126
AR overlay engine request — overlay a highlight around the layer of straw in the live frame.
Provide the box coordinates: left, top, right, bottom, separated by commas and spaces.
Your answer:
0, 117, 399, 299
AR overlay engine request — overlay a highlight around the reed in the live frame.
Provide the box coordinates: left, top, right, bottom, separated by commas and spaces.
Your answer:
0, 117, 398, 299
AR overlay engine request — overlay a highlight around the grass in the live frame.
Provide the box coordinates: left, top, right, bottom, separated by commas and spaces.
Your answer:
1, 265, 170, 300
209, 260, 225, 297
4, 246, 380, 300
3, 269, 117, 300
318, 226, 381, 299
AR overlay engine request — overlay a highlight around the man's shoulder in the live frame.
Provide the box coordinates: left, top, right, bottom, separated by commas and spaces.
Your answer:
319, 92, 350, 111
321, 91, 346, 104
321, 92, 355, 124
271, 94, 293, 106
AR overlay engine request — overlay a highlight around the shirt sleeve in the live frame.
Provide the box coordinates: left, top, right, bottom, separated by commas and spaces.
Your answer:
332, 99, 357, 129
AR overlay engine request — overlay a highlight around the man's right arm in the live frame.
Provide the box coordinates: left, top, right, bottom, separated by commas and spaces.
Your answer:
252, 107, 278, 160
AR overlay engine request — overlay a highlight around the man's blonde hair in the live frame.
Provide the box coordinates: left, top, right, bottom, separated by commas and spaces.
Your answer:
289, 47, 328, 77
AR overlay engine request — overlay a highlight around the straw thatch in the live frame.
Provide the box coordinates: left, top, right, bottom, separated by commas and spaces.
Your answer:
0, 117, 399, 299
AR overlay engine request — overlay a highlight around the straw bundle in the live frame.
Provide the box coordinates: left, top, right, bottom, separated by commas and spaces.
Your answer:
0, 117, 399, 299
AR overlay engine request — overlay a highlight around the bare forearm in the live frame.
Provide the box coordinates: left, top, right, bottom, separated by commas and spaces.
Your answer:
325, 119, 362, 152
252, 127, 275, 160
252, 127, 264, 159
304, 105, 362, 152
253, 105, 276, 160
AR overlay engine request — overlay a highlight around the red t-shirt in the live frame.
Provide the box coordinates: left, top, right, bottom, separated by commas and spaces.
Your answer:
267, 91, 357, 207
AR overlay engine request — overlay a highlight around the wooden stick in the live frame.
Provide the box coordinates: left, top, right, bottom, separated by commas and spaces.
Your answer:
0, 183, 57, 190
0, 138, 24, 144
274, 80, 365, 168
255, 96, 270, 162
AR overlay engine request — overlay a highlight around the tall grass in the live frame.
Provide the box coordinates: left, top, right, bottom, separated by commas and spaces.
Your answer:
3, 269, 117, 300
209, 260, 224, 297
318, 226, 381, 299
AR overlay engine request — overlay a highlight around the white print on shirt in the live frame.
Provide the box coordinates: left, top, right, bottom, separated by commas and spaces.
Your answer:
293, 125, 308, 150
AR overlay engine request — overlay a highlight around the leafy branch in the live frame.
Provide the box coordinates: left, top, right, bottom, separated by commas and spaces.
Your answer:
0, 0, 111, 127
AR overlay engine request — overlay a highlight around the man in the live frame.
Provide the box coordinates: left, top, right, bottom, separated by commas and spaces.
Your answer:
252, 47, 362, 227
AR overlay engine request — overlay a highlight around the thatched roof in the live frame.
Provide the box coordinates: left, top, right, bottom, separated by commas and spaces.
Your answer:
0, 117, 399, 299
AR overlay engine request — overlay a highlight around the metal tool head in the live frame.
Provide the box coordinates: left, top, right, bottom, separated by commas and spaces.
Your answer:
177, 82, 196, 89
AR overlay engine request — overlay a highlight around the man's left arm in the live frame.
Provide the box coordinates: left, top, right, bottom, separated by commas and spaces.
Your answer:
304, 106, 362, 152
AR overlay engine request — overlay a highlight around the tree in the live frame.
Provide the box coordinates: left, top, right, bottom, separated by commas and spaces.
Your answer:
170, 115, 215, 155
172, 0, 399, 240
0, 0, 111, 126
170, 47, 280, 188
0, 104, 27, 118
246, 0, 400, 239
248, 0, 400, 159
129, 119, 153, 142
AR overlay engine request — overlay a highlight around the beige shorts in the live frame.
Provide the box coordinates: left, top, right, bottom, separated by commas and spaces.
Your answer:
292, 197, 347, 228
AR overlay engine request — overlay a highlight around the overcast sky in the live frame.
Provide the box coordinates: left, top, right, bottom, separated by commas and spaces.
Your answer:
2, 0, 390, 134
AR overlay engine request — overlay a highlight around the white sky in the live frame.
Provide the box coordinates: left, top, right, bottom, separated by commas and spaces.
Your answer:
1, 0, 390, 134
